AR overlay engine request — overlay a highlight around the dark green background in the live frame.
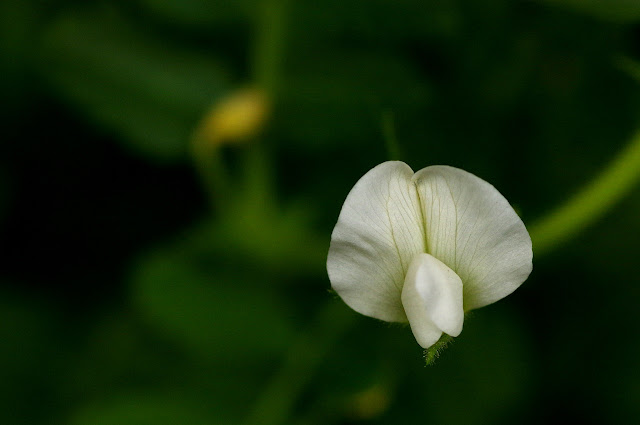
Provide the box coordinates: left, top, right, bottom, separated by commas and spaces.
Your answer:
2, 0, 640, 424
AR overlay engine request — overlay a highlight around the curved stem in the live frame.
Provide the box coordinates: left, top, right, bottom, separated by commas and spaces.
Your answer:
234, 0, 290, 214
242, 4, 326, 424
190, 138, 230, 211
190, 0, 289, 210
252, 0, 290, 96
530, 131, 640, 256
381, 110, 402, 161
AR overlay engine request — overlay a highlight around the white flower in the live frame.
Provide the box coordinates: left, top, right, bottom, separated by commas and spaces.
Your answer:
327, 161, 532, 349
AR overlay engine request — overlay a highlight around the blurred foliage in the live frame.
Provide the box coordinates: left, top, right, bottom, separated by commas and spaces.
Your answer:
2, 0, 640, 424
40, 7, 232, 161
131, 246, 295, 363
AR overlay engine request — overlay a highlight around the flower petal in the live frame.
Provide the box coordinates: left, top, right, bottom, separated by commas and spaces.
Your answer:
327, 161, 425, 322
412, 166, 533, 311
402, 253, 464, 348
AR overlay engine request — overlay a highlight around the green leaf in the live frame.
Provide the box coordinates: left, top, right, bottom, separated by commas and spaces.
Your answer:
131, 248, 295, 362
189, 146, 328, 276
39, 8, 232, 162
212, 201, 328, 277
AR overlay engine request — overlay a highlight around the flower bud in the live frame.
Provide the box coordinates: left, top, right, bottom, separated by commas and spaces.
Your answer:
194, 87, 270, 148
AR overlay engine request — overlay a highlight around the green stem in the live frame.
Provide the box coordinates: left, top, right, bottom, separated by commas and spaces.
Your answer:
241, 4, 318, 423
252, 0, 290, 96
242, 143, 274, 207
190, 0, 289, 210
530, 131, 640, 256
424, 333, 454, 366
381, 110, 402, 161
190, 139, 230, 211
243, 301, 357, 425
239, 0, 290, 214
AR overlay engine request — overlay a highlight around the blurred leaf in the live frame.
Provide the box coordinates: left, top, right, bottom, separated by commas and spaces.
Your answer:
69, 393, 220, 425
213, 201, 327, 277
60, 313, 162, 400
541, 0, 640, 22
131, 248, 295, 362
39, 8, 232, 162
274, 50, 431, 151
187, 145, 328, 276
138, 0, 256, 28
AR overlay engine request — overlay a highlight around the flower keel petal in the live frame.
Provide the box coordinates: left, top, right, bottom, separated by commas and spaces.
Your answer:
402, 253, 464, 349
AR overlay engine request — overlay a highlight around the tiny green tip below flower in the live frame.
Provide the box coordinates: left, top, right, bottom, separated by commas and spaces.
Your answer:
424, 333, 454, 366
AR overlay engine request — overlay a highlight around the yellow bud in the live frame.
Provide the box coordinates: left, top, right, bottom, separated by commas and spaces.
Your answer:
194, 88, 270, 148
